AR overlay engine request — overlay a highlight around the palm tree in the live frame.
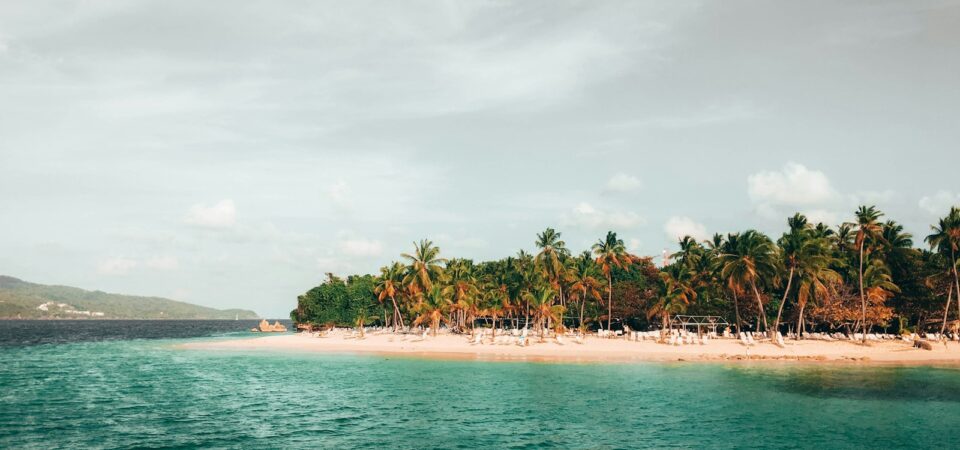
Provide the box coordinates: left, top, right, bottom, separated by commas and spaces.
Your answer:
720, 230, 780, 336
535, 227, 569, 308
524, 287, 564, 341
401, 239, 446, 298
374, 262, 406, 332
565, 251, 602, 336
592, 231, 632, 331
793, 238, 841, 339
926, 207, 960, 338
650, 266, 696, 339
413, 286, 451, 337
672, 236, 704, 269
443, 258, 479, 332
850, 206, 885, 343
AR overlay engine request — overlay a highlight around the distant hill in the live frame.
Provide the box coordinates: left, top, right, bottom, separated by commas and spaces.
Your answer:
0, 276, 260, 320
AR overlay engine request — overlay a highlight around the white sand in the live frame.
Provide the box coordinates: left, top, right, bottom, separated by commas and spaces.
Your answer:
180, 330, 960, 365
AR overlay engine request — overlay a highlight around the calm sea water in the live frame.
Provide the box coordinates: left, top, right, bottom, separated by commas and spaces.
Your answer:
2, 321, 959, 449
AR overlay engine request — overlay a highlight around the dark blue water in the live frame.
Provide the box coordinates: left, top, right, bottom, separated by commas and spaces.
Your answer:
1, 320, 959, 449
0, 319, 292, 347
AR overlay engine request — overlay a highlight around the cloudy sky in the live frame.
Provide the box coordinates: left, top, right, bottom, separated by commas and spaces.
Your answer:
1, 1, 958, 317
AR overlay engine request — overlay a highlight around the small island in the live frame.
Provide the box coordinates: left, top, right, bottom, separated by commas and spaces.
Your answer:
190, 206, 960, 364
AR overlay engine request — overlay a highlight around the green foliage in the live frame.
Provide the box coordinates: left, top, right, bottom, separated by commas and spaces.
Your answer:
288, 205, 960, 335
292, 274, 379, 327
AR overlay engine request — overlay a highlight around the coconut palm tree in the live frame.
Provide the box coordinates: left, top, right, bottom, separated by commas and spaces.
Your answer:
524, 286, 564, 341
773, 213, 812, 334
926, 207, 960, 338
565, 251, 603, 336
720, 230, 780, 336
672, 236, 704, 269
793, 238, 841, 339
592, 231, 632, 331
443, 258, 479, 332
649, 266, 696, 339
850, 206, 885, 343
374, 262, 406, 332
401, 239, 446, 297
413, 286, 451, 337
535, 227, 569, 308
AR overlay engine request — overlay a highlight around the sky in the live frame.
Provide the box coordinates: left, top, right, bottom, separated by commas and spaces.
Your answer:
1, 1, 959, 318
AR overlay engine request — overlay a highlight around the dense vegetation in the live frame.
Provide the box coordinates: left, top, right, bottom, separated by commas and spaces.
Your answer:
292, 206, 960, 341
0, 276, 259, 320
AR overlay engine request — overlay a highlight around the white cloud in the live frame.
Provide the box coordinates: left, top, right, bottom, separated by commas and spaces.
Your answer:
663, 216, 709, 242
339, 239, 383, 257
564, 202, 645, 230
747, 163, 840, 220
748, 162, 837, 206
185, 199, 236, 228
919, 191, 960, 215
97, 257, 138, 276
803, 209, 840, 227
628, 238, 642, 253
604, 173, 642, 192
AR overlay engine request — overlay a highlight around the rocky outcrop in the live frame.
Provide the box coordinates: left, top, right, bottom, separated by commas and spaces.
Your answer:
251, 320, 288, 332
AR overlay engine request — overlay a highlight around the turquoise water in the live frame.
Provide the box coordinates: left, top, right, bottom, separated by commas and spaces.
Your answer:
3, 331, 960, 448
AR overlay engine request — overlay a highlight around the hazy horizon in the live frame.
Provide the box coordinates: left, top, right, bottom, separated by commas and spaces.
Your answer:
2, 1, 959, 317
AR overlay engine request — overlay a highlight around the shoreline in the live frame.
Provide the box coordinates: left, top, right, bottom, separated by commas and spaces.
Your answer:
179, 331, 960, 366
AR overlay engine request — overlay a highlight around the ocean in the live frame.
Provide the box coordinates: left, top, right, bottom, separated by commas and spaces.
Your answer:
1, 320, 959, 449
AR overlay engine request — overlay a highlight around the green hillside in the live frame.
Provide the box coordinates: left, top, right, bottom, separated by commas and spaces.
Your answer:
0, 276, 259, 319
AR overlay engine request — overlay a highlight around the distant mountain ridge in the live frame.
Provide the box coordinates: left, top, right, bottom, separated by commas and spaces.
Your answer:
0, 275, 259, 319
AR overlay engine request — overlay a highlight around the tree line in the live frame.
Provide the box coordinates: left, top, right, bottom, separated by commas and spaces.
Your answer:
291, 206, 960, 341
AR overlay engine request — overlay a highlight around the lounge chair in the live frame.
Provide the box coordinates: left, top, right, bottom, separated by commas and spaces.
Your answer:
555, 335, 565, 345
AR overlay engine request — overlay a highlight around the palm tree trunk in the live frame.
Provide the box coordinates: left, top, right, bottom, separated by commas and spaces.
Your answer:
524, 299, 530, 330
796, 300, 806, 340
750, 281, 768, 333
607, 275, 613, 331
773, 267, 794, 337
858, 241, 867, 344
662, 312, 670, 342
579, 288, 587, 338
390, 296, 404, 332
952, 248, 960, 338
940, 284, 953, 338
732, 288, 742, 335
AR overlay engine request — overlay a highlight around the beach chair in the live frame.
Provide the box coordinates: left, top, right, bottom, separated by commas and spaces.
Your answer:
555, 334, 565, 345
574, 334, 584, 345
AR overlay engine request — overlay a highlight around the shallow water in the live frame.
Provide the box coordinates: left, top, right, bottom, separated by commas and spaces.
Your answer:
1, 321, 959, 449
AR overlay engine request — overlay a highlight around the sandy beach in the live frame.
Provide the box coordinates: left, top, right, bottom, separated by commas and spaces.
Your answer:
180, 330, 960, 365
